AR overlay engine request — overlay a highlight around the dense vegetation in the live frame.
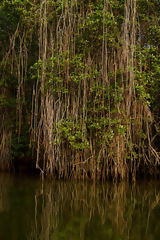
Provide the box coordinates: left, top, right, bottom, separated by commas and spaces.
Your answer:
1, 0, 160, 180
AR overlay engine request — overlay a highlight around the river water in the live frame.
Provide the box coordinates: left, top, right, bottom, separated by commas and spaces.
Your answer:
0, 174, 160, 240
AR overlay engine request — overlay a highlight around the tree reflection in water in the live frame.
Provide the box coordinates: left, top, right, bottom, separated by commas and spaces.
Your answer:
30, 181, 160, 240
0, 175, 160, 239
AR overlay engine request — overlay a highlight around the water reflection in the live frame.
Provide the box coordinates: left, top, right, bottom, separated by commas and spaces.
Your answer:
31, 181, 160, 240
0, 175, 160, 240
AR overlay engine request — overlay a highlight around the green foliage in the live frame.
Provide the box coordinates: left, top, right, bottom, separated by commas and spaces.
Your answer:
30, 53, 86, 94
56, 119, 89, 150
88, 84, 123, 115
135, 46, 160, 112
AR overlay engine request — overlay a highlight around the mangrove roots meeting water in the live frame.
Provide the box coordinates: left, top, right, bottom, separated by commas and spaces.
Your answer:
0, 0, 160, 180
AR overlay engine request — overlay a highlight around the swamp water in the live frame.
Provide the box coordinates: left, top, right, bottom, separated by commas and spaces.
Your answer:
0, 174, 160, 240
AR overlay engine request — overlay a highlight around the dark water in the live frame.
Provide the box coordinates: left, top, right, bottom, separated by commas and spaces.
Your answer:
0, 174, 160, 240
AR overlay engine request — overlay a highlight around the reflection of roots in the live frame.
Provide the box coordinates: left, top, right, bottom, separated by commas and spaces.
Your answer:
30, 182, 160, 240
0, 174, 11, 213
